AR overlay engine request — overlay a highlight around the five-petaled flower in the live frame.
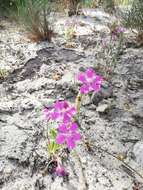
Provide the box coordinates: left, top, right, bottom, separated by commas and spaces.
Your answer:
43, 100, 76, 123
56, 122, 81, 150
77, 68, 103, 94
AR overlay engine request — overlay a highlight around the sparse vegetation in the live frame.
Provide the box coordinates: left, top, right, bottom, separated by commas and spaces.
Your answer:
64, 19, 77, 42
1, 0, 143, 189
0, 69, 8, 79
94, 23, 125, 79
64, 0, 81, 16
11, 0, 54, 42
122, 0, 143, 44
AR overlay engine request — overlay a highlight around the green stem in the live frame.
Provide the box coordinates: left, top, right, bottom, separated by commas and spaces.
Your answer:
75, 91, 82, 115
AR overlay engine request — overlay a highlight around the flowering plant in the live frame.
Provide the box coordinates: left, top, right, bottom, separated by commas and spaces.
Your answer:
77, 68, 103, 94
95, 24, 126, 79
43, 68, 103, 177
111, 26, 126, 40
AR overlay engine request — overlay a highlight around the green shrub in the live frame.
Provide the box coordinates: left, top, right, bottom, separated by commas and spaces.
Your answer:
13, 0, 53, 42
65, 0, 81, 16
115, 0, 131, 5
0, 0, 16, 15
81, 0, 97, 7
122, 0, 143, 33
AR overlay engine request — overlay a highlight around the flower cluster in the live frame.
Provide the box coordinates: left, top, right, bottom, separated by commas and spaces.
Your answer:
44, 100, 80, 150
77, 68, 103, 94
43, 100, 76, 124
43, 68, 103, 177
56, 122, 81, 150
43, 69, 103, 150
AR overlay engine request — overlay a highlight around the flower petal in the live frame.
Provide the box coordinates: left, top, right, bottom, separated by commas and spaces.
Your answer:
95, 75, 103, 83
86, 68, 95, 79
91, 82, 101, 92
54, 101, 64, 110
51, 112, 60, 120
67, 107, 77, 117
80, 84, 90, 94
43, 107, 53, 120
58, 124, 68, 133
77, 73, 86, 83
63, 113, 71, 123
63, 101, 69, 109
56, 134, 65, 144
55, 165, 68, 177
66, 137, 75, 150
72, 132, 81, 141
70, 122, 78, 131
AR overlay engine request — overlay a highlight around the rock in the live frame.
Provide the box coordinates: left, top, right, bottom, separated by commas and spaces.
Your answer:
96, 104, 109, 113
2, 179, 34, 190
81, 95, 91, 106
61, 72, 75, 84
91, 84, 113, 106
1, 125, 33, 163
133, 141, 143, 167
132, 97, 143, 118
3, 166, 13, 175
82, 8, 110, 21
39, 64, 50, 76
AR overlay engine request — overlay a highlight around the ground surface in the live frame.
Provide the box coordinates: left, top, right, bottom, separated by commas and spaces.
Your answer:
0, 10, 143, 190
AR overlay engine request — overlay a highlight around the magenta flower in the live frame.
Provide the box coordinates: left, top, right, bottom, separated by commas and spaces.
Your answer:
43, 101, 76, 123
55, 165, 68, 177
77, 68, 103, 94
56, 122, 81, 150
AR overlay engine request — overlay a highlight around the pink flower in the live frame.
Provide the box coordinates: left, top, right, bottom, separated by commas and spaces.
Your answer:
77, 68, 103, 94
43, 101, 76, 123
111, 26, 126, 40
55, 165, 68, 177
56, 122, 81, 150
116, 26, 126, 33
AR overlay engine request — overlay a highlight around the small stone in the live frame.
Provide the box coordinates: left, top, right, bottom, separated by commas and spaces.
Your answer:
82, 8, 110, 20
82, 95, 91, 106
4, 166, 13, 174
39, 64, 49, 76
96, 104, 109, 113
81, 157, 87, 164
91, 84, 113, 106
61, 72, 74, 84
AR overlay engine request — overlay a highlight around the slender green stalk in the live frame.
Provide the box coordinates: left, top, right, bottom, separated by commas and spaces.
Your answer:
75, 92, 82, 115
